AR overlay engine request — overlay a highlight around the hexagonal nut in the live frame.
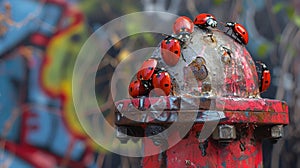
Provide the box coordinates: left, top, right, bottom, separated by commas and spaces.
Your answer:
212, 124, 236, 140
271, 125, 284, 139
116, 126, 130, 144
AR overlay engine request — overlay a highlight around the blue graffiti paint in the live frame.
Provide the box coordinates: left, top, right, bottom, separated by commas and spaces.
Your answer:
26, 51, 86, 160
0, 149, 33, 168
0, 55, 26, 141
0, 0, 63, 55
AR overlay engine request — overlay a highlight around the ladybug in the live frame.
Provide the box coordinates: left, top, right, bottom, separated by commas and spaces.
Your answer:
173, 16, 194, 34
128, 80, 150, 98
172, 16, 194, 43
225, 22, 249, 45
194, 13, 218, 28
255, 62, 271, 92
136, 59, 158, 80
161, 38, 181, 66
152, 71, 172, 96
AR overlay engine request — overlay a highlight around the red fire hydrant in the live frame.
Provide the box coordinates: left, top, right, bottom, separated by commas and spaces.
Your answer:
115, 17, 289, 168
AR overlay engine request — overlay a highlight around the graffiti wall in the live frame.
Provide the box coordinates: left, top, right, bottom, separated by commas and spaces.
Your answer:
0, 0, 100, 167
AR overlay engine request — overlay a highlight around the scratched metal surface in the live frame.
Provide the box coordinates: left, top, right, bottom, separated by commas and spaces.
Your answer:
142, 126, 263, 168
115, 96, 289, 125
116, 24, 288, 168
151, 27, 259, 98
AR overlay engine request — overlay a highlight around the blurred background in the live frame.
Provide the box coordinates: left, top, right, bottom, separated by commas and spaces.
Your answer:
0, 0, 299, 167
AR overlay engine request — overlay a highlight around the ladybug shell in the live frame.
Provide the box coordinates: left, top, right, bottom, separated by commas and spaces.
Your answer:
255, 62, 271, 92
261, 69, 271, 92
136, 59, 157, 80
128, 80, 148, 98
233, 23, 249, 45
161, 38, 181, 66
194, 13, 216, 26
173, 16, 194, 34
152, 72, 172, 96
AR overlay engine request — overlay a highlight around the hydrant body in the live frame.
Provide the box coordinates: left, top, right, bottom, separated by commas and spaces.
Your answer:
115, 26, 289, 167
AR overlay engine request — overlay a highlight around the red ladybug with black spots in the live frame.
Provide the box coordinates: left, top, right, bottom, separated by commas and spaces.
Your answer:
173, 16, 194, 35
255, 62, 271, 92
136, 59, 158, 80
172, 16, 194, 43
160, 16, 195, 67
128, 80, 149, 98
225, 22, 249, 45
152, 71, 172, 96
160, 38, 181, 66
194, 13, 218, 29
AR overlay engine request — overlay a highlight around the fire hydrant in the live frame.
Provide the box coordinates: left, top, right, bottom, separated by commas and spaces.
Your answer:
115, 16, 289, 168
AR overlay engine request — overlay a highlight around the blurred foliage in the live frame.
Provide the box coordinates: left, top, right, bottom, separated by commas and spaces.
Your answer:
272, 2, 300, 28
213, 0, 225, 6
257, 44, 269, 58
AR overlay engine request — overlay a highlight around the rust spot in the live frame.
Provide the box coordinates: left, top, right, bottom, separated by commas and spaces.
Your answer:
218, 46, 232, 64
195, 56, 206, 65
221, 54, 231, 64
202, 82, 212, 93
189, 57, 208, 81
282, 102, 287, 112
203, 32, 216, 43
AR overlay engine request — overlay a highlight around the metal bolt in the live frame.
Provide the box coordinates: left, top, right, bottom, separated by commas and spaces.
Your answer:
145, 125, 168, 147
212, 124, 236, 140
131, 137, 140, 143
116, 126, 129, 144
271, 125, 284, 138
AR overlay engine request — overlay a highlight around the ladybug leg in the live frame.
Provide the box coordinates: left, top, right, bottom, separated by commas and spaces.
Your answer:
233, 33, 244, 45
181, 53, 187, 62
207, 33, 215, 42
226, 28, 234, 37
189, 35, 194, 44
231, 34, 238, 43
204, 28, 213, 34
236, 38, 244, 45
230, 30, 234, 36
226, 28, 230, 34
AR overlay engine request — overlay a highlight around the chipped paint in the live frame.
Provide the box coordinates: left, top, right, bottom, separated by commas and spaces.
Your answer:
115, 21, 289, 168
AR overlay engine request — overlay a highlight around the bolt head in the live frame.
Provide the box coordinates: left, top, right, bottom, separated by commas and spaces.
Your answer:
116, 127, 129, 144
213, 124, 236, 140
271, 125, 284, 138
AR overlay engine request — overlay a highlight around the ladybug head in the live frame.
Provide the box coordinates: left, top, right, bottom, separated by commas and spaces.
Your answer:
206, 18, 217, 28
225, 22, 235, 27
176, 31, 191, 43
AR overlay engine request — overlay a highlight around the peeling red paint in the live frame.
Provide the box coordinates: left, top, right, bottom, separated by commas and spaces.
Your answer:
116, 22, 289, 167
115, 96, 288, 167
116, 97, 288, 125
141, 126, 263, 168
